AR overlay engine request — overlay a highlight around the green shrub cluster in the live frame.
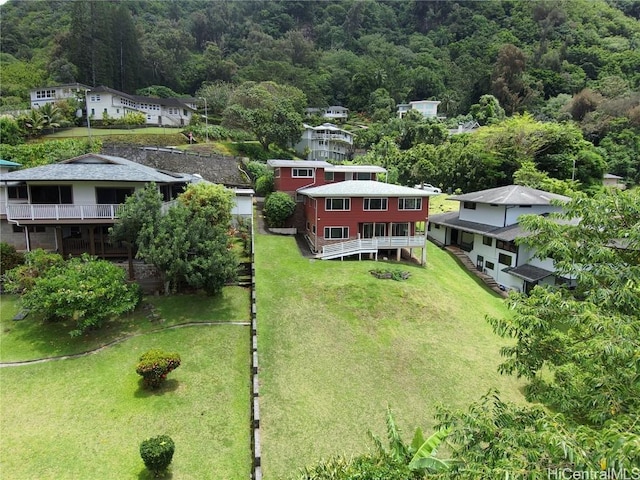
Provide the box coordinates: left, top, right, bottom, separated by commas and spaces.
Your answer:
0, 242, 24, 276
140, 435, 175, 475
3, 249, 64, 293
263, 192, 296, 228
369, 268, 411, 281
136, 349, 181, 389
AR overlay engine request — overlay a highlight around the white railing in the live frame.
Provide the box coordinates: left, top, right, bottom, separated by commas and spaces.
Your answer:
6, 202, 176, 221
320, 235, 426, 259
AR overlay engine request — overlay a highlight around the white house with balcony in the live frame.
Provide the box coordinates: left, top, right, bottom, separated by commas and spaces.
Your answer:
0, 154, 207, 257
294, 123, 354, 161
397, 100, 441, 119
85, 86, 197, 127
427, 185, 573, 293
30, 83, 91, 109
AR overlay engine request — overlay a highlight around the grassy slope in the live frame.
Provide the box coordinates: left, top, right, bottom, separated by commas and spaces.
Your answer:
0, 288, 249, 362
256, 235, 525, 479
0, 326, 250, 479
43, 127, 181, 138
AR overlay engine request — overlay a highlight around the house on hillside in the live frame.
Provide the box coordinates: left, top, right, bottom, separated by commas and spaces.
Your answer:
304, 106, 349, 121
30, 83, 91, 109
294, 123, 354, 161
267, 159, 435, 263
86, 86, 197, 127
428, 185, 573, 293
397, 100, 441, 119
30, 85, 198, 127
0, 154, 251, 257
603, 173, 625, 189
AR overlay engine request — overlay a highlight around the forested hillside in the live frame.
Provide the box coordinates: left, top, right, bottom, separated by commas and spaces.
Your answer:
1, 0, 639, 188
2, 0, 639, 113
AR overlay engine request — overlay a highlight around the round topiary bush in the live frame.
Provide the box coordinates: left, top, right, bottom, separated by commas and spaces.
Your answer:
140, 435, 175, 476
136, 349, 181, 389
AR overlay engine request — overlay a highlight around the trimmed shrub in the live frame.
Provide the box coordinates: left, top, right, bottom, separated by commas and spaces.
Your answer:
136, 349, 181, 389
255, 173, 274, 196
140, 435, 175, 476
263, 191, 296, 227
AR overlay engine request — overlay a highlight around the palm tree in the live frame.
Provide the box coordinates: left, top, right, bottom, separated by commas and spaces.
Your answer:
38, 103, 64, 129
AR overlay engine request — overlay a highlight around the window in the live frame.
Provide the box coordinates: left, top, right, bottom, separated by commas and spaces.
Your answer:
463, 201, 476, 210
325, 198, 350, 211
96, 187, 134, 204
364, 198, 387, 210
434, 224, 440, 229
355, 172, 371, 180
496, 240, 517, 253
498, 253, 512, 266
324, 227, 349, 239
274, 168, 280, 178
398, 198, 422, 210
90, 95, 101, 102
7, 185, 28, 200
292, 168, 313, 178
485, 261, 495, 270
483, 236, 493, 246
12, 224, 23, 233
324, 171, 334, 181
312, 225, 316, 234
30, 185, 72, 204
392, 223, 409, 236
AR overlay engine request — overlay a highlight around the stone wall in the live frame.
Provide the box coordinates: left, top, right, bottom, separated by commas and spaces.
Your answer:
101, 144, 251, 187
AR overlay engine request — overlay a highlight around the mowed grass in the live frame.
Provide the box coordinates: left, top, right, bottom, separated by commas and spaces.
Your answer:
255, 235, 525, 479
429, 193, 460, 214
43, 126, 182, 138
0, 287, 250, 363
0, 325, 250, 479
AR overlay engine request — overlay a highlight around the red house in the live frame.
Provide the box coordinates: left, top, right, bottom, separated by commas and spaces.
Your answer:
267, 160, 436, 264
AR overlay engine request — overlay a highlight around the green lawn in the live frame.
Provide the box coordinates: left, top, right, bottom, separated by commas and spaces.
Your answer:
255, 235, 525, 479
0, 287, 249, 363
429, 193, 460, 214
43, 126, 183, 138
0, 290, 251, 479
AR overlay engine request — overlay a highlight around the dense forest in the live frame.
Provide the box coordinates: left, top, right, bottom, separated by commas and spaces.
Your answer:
2, 0, 639, 113
1, 0, 640, 188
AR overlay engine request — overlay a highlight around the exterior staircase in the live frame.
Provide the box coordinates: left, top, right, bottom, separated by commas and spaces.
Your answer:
445, 245, 508, 297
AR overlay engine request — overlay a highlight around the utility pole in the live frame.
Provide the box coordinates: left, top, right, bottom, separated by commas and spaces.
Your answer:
199, 97, 208, 143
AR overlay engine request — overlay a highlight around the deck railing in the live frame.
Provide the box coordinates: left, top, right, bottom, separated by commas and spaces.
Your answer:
6, 201, 176, 221
320, 235, 426, 259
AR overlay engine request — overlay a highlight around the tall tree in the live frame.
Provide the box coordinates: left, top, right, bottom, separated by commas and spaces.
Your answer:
223, 81, 305, 150
489, 189, 640, 426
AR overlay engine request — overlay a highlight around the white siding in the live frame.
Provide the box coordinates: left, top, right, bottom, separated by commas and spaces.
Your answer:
458, 203, 506, 226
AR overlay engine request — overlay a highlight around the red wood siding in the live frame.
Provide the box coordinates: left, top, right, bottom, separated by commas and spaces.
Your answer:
275, 167, 325, 192
303, 195, 429, 251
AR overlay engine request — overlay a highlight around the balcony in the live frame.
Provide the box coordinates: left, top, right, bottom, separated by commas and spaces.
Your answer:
6, 201, 176, 222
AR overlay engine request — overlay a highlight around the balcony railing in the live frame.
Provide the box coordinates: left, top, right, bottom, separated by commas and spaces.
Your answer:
6, 201, 177, 221
321, 235, 426, 259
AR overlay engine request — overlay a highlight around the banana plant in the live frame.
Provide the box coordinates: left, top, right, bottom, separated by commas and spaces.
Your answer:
370, 406, 454, 473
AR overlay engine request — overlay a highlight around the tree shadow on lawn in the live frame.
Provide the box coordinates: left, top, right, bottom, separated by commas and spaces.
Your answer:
134, 378, 180, 398
138, 467, 174, 480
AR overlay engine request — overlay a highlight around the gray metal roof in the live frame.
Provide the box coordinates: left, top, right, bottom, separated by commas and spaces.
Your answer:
449, 185, 569, 205
503, 264, 555, 282
299, 180, 437, 198
267, 159, 332, 168
0, 154, 191, 183
428, 211, 527, 241
325, 165, 387, 173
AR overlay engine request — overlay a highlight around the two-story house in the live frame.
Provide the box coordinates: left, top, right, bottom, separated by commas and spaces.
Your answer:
294, 123, 354, 161
397, 100, 441, 119
304, 106, 349, 121
30, 85, 198, 127
86, 86, 197, 127
0, 154, 205, 257
30, 83, 91, 109
427, 185, 572, 293
267, 159, 436, 263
